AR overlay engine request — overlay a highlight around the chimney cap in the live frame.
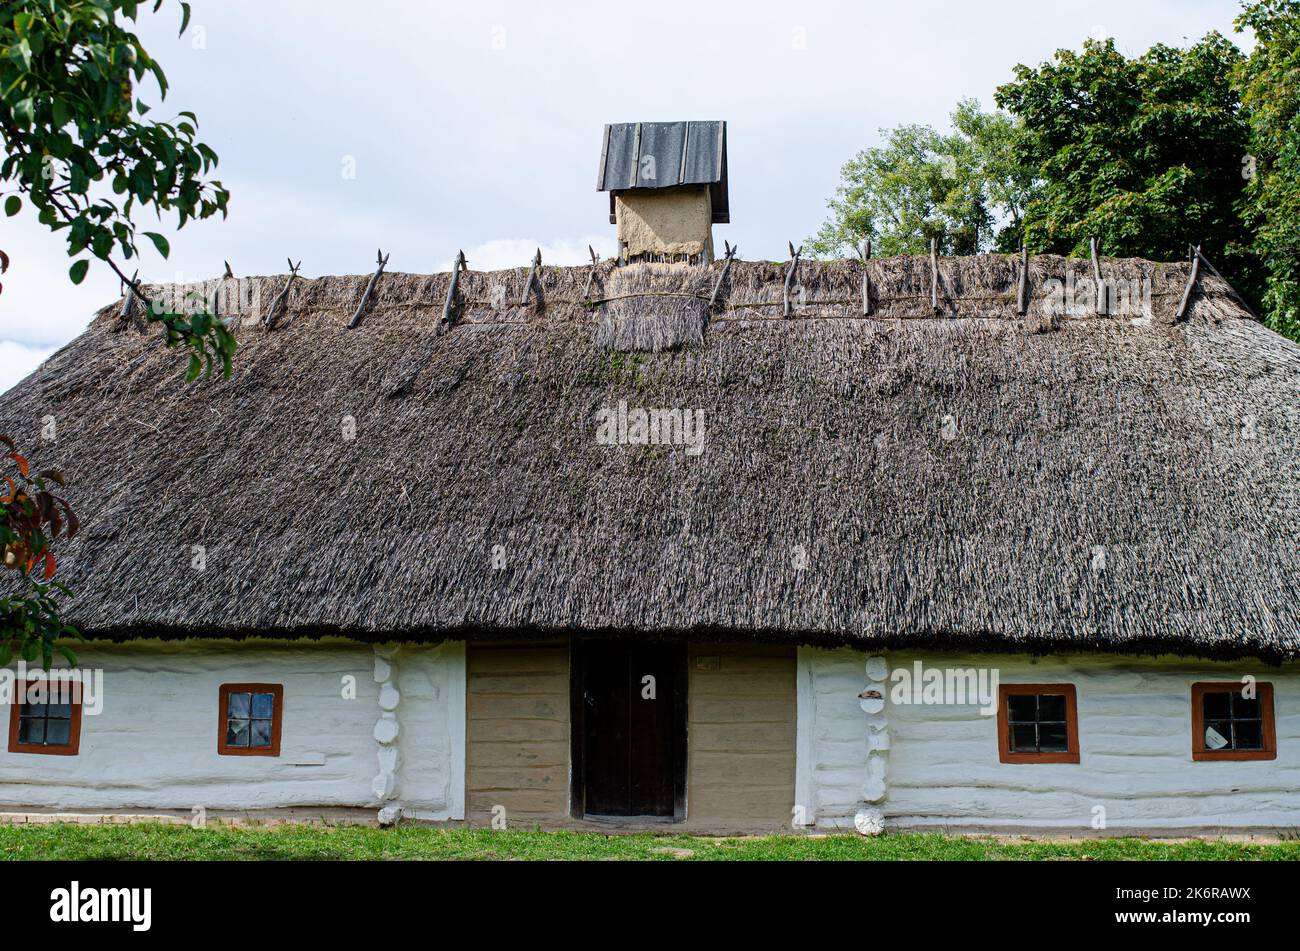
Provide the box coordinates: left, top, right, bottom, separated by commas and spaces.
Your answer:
597, 121, 728, 224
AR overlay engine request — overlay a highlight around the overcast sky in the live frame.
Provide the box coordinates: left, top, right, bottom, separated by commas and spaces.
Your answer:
0, 0, 1251, 390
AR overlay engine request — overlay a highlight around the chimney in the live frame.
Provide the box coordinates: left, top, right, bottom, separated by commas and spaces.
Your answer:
597, 121, 729, 265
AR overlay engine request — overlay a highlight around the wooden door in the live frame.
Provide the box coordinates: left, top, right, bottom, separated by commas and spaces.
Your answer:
572, 640, 686, 819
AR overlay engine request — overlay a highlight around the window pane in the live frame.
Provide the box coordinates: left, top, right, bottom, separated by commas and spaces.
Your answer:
18, 717, 45, 744
1232, 694, 1261, 720
1038, 721, 1069, 752
1038, 695, 1067, 721
44, 718, 71, 746
1009, 723, 1038, 752
1202, 692, 1231, 720
1007, 695, 1036, 722
46, 702, 72, 719
25, 702, 49, 718
226, 718, 249, 747
251, 693, 275, 719
1233, 720, 1263, 750
1204, 721, 1231, 751
250, 718, 273, 747
228, 692, 251, 718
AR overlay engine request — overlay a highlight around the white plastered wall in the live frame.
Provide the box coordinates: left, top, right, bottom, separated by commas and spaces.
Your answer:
796, 647, 1300, 831
0, 639, 466, 818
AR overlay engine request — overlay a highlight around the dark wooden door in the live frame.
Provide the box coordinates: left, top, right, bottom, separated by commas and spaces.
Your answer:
574, 640, 684, 818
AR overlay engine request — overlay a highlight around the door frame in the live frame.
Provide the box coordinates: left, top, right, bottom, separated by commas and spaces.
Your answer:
568, 636, 688, 821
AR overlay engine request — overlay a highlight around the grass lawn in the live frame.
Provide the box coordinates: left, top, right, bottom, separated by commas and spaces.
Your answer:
0, 823, 1296, 860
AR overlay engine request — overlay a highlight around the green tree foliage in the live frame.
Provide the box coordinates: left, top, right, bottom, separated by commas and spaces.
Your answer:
0, 0, 235, 374
1235, 0, 1300, 341
808, 100, 1032, 258
811, 7, 1300, 344
0, 1, 237, 663
995, 35, 1258, 296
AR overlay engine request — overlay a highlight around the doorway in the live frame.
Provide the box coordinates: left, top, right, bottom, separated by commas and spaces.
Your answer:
570, 639, 687, 820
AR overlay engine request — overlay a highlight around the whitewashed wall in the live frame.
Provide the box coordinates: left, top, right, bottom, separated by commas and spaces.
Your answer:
0, 639, 465, 817
795, 646, 871, 829
797, 648, 1300, 831
395, 641, 465, 821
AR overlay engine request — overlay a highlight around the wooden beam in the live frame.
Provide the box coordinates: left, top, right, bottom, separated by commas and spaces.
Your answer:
862, 238, 873, 316
348, 249, 389, 329
582, 245, 600, 302
930, 238, 939, 312
263, 258, 302, 331
783, 242, 802, 318
1017, 245, 1029, 315
441, 250, 467, 326
120, 269, 139, 320
521, 248, 542, 306
708, 241, 737, 311
1175, 244, 1202, 320
1090, 237, 1106, 315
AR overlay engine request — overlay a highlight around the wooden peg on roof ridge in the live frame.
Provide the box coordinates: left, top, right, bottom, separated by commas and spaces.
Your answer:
582, 245, 602, 303
347, 249, 388, 329
521, 248, 542, 306
1017, 244, 1029, 316
120, 269, 140, 320
861, 239, 873, 316
1090, 237, 1107, 315
440, 249, 467, 327
708, 241, 738, 312
1175, 243, 1202, 321
263, 257, 303, 331
783, 242, 803, 318
930, 237, 939, 312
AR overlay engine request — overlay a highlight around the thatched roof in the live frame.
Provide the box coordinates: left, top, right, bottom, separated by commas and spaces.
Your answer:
3, 253, 1297, 660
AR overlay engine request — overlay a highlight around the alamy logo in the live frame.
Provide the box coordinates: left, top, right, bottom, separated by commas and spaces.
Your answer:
0, 664, 103, 716
1043, 271, 1152, 319
50, 882, 151, 931
595, 401, 705, 456
890, 661, 1000, 716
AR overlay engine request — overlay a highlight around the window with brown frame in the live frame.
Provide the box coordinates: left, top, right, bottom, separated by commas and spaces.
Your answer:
8, 680, 83, 755
997, 684, 1079, 764
1191, 682, 1275, 761
217, 683, 283, 756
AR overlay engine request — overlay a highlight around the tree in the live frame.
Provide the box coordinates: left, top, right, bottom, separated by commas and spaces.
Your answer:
995, 35, 1259, 300
0, 0, 235, 376
1235, 0, 1300, 342
808, 100, 1032, 258
0, 0, 235, 664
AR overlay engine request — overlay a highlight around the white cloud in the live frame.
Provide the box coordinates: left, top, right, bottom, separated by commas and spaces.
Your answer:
435, 236, 618, 273
0, 341, 56, 396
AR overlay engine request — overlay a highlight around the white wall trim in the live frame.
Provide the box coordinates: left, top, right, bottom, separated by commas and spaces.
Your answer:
372, 644, 402, 825
794, 647, 816, 828
445, 640, 466, 821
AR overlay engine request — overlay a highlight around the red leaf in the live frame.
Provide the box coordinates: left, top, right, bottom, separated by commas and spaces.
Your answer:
8, 452, 28, 478
42, 550, 55, 580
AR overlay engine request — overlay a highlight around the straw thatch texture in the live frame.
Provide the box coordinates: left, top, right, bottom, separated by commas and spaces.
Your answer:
595, 263, 709, 351
3, 254, 1296, 660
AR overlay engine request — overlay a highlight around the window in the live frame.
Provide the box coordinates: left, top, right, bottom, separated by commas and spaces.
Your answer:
997, 684, 1079, 763
8, 680, 83, 755
1191, 683, 1275, 761
217, 683, 283, 756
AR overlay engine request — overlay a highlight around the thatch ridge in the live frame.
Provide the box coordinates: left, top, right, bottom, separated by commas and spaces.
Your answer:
5, 253, 1297, 660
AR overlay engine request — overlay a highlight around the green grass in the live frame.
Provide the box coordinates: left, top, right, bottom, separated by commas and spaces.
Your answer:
0, 823, 1296, 861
